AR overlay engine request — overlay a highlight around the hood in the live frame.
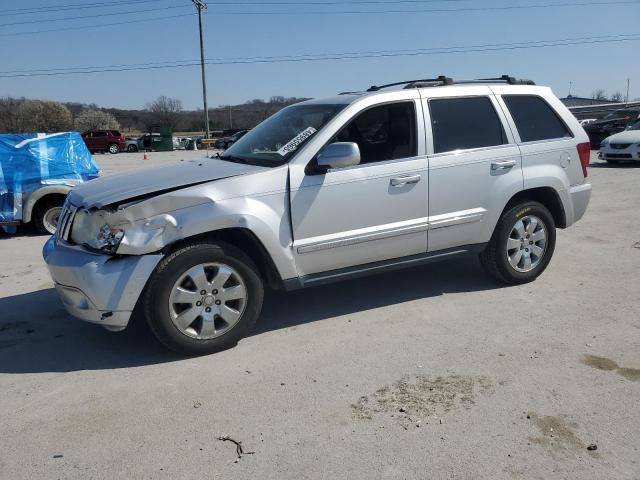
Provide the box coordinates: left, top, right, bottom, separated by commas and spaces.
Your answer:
68, 158, 266, 209
604, 130, 640, 144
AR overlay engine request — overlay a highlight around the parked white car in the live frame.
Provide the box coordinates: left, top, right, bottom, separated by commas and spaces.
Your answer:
599, 121, 640, 163
44, 75, 592, 355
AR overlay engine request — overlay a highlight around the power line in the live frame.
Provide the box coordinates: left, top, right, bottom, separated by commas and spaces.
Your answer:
0, 0, 172, 16
1, 34, 637, 78
1, 0, 636, 32
0, 4, 189, 27
201, 0, 640, 15
1, 33, 636, 75
0, 12, 194, 37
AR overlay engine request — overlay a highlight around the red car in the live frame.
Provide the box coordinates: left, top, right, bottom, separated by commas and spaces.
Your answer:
81, 130, 126, 154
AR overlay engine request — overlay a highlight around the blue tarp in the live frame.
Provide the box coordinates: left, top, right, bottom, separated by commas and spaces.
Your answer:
0, 132, 100, 228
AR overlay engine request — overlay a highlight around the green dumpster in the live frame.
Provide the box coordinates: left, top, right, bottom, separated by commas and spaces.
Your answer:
141, 125, 173, 152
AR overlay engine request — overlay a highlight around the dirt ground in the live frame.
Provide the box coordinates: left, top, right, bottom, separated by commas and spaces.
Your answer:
0, 151, 639, 479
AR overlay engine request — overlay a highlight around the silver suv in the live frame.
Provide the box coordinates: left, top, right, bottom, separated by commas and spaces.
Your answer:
43, 76, 592, 355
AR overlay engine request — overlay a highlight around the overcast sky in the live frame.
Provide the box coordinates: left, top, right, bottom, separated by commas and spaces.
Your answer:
0, 0, 638, 110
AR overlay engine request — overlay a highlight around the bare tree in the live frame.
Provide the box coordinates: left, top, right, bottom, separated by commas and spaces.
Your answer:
146, 96, 183, 131
591, 89, 608, 101
0, 97, 24, 133
14, 100, 72, 133
610, 91, 624, 103
74, 109, 120, 131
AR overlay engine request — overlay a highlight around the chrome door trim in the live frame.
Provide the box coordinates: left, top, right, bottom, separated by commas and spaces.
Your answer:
296, 219, 429, 254
295, 208, 486, 254
427, 208, 487, 230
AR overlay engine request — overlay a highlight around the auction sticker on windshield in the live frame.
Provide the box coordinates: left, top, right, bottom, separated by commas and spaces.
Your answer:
277, 127, 317, 156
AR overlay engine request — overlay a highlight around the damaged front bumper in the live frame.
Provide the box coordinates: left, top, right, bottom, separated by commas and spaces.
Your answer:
43, 236, 162, 331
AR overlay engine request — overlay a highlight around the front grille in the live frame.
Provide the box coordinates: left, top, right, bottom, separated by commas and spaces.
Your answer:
611, 143, 631, 150
605, 153, 632, 159
56, 203, 77, 241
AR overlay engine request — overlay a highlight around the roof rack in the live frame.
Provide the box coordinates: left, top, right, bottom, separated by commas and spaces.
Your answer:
367, 76, 453, 92
365, 74, 534, 92
458, 75, 536, 86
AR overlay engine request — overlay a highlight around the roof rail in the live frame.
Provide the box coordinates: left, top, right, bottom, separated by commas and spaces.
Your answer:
366, 76, 453, 92
462, 75, 536, 85
365, 74, 534, 92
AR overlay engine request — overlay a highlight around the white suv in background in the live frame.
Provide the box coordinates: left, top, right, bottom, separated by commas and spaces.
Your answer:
44, 75, 592, 355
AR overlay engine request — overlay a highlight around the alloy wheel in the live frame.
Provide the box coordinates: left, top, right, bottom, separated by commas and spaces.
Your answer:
506, 215, 547, 272
169, 262, 247, 340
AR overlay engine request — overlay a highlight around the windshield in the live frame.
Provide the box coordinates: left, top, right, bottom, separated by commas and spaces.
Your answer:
222, 103, 346, 166
629, 120, 640, 131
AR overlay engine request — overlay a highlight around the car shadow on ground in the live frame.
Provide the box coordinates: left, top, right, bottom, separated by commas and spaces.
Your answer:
0, 256, 501, 374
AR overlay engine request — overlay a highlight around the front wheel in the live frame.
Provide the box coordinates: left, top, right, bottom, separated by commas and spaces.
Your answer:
33, 198, 64, 235
480, 201, 556, 285
144, 242, 264, 355
127, 144, 138, 152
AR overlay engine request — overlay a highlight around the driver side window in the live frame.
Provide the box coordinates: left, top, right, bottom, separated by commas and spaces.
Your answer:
333, 102, 417, 164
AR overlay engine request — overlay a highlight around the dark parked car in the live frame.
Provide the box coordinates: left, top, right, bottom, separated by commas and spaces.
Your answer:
81, 130, 126, 154
584, 108, 640, 148
214, 129, 248, 150
125, 137, 143, 152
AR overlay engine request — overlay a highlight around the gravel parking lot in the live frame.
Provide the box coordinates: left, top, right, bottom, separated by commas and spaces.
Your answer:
1, 151, 638, 479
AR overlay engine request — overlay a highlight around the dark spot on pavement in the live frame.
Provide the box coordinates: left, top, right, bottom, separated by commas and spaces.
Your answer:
352, 375, 494, 426
580, 235, 610, 245
581, 355, 618, 371
581, 355, 640, 382
617, 368, 640, 382
527, 413, 594, 457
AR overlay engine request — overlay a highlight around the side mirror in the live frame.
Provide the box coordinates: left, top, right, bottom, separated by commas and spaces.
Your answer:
317, 142, 361, 170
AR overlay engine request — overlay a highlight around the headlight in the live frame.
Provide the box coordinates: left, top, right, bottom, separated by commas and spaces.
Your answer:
70, 210, 126, 254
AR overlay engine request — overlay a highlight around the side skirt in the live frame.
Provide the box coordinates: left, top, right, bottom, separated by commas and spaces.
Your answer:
282, 244, 486, 291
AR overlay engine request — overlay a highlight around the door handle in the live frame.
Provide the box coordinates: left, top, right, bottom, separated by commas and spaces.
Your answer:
390, 174, 421, 186
491, 159, 516, 171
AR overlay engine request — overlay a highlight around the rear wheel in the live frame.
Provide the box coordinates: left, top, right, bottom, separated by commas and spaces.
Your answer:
144, 242, 264, 355
108, 143, 119, 154
480, 201, 556, 285
33, 198, 64, 235
127, 144, 138, 152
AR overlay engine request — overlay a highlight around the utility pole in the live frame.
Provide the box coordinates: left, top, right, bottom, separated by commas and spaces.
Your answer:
193, 0, 210, 139
228, 105, 232, 129
625, 78, 630, 104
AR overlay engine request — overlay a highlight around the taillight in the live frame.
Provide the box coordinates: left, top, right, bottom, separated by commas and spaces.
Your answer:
577, 142, 590, 178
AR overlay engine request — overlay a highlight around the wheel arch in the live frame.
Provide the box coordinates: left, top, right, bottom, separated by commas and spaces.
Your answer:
163, 228, 284, 290
24, 187, 71, 223
501, 187, 567, 229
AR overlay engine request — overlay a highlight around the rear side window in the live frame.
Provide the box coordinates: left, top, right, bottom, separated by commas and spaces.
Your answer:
110, 131, 122, 137
503, 95, 572, 142
429, 97, 507, 154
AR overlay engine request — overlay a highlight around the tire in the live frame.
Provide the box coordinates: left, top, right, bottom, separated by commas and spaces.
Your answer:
479, 201, 556, 285
108, 143, 120, 154
127, 144, 138, 152
144, 242, 264, 355
33, 197, 64, 235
